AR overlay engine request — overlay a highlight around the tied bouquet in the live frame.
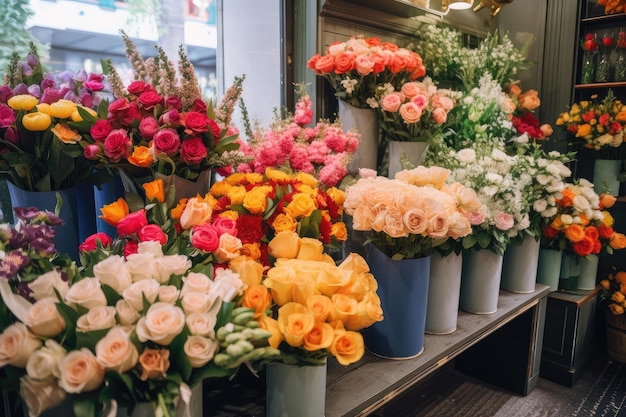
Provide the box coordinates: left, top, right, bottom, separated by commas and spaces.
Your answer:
81, 31, 248, 193
307, 35, 426, 109
0, 43, 107, 191
368, 76, 459, 143
235, 88, 359, 188
556, 90, 626, 158
343, 165, 481, 260
239, 231, 384, 366
540, 180, 626, 256
0, 180, 281, 417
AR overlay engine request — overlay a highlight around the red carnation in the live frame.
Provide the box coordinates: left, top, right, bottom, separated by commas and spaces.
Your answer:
236, 214, 264, 243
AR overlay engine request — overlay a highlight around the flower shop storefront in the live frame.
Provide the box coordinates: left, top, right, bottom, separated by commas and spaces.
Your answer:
3, 1, 626, 417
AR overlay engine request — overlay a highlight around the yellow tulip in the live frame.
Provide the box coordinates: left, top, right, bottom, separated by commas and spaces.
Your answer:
22, 112, 52, 131
71, 106, 97, 122
7, 94, 38, 111
48, 99, 77, 119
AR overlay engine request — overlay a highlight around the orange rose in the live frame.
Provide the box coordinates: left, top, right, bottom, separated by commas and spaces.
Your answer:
610, 232, 626, 250
128, 146, 155, 168
600, 193, 617, 209
331, 222, 348, 241
285, 193, 316, 219
51, 123, 81, 144
344, 292, 384, 331
558, 189, 576, 207
272, 213, 297, 233
240, 242, 261, 260
263, 265, 297, 305
303, 322, 334, 351
306, 294, 333, 322
241, 284, 272, 318
258, 315, 282, 349
297, 238, 324, 261
138, 349, 170, 381
609, 303, 625, 315
564, 224, 585, 242
329, 323, 365, 366
242, 188, 268, 214
143, 179, 165, 203
329, 293, 358, 324
99, 198, 130, 226
170, 199, 188, 220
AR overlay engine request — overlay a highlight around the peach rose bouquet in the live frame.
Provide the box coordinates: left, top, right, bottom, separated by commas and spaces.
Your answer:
600, 270, 626, 316
307, 35, 426, 109
238, 231, 383, 366
369, 76, 460, 143
0, 184, 281, 417
343, 165, 481, 259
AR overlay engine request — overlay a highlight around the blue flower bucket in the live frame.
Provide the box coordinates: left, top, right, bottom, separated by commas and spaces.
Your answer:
362, 244, 430, 359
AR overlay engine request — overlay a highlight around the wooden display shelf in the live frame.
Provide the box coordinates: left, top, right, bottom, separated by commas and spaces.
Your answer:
325, 284, 551, 417
575, 81, 626, 89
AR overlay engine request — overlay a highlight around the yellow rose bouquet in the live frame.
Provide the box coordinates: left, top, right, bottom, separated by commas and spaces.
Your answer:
343, 165, 481, 259
238, 231, 383, 366
0, 43, 108, 191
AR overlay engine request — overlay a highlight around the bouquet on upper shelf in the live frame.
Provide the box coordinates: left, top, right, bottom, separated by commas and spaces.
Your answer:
0, 177, 281, 417
596, 0, 625, 14
81, 31, 249, 192
556, 90, 626, 159
239, 231, 383, 366
343, 165, 482, 260
367, 76, 460, 143
539, 180, 626, 256
306, 35, 426, 109
0, 43, 108, 191
235, 87, 359, 188
600, 270, 626, 315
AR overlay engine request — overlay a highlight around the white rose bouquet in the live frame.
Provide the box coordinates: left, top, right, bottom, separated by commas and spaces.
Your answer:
0, 191, 280, 417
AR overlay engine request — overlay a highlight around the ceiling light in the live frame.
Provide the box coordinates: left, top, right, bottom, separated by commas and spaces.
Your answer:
442, 0, 473, 10
473, 0, 513, 17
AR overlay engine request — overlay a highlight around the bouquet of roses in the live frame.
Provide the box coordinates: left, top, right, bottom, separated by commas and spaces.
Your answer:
307, 35, 426, 109
369, 77, 460, 143
343, 165, 481, 260
555, 90, 626, 158
540, 180, 626, 256
0, 43, 108, 191
235, 88, 359, 188
507, 84, 554, 142
79, 31, 249, 194
0, 178, 282, 417
600, 270, 626, 315
238, 231, 383, 366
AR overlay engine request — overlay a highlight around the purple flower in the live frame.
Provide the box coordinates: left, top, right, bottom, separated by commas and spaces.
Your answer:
79, 92, 93, 108
29, 237, 58, 255
0, 250, 30, 279
26, 53, 39, 68
56, 70, 73, 84
3, 126, 18, 144
27, 84, 42, 98
74, 68, 87, 82
13, 83, 29, 95
40, 77, 56, 91
18, 62, 33, 77
0, 86, 14, 103
13, 206, 41, 221
41, 88, 65, 104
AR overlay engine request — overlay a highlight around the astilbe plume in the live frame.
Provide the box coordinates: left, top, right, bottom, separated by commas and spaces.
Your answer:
121, 30, 148, 81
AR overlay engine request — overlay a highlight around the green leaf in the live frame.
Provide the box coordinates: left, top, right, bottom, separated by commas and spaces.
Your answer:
101, 283, 122, 305
477, 232, 491, 249
189, 363, 232, 387
76, 329, 109, 351
56, 302, 80, 349
73, 390, 100, 417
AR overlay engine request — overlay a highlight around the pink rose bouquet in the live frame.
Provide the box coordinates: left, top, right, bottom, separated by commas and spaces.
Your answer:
370, 76, 460, 143
79, 32, 250, 187
307, 35, 427, 109
0, 178, 281, 417
235, 89, 359, 188
343, 165, 481, 259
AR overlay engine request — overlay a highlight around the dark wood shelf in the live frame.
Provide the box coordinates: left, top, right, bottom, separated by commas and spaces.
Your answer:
325, 285, 551, 417
575, 81, 626, 89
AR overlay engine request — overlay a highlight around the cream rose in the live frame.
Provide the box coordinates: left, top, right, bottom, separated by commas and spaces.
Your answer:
28, 270, 69, 301
136, 302, 186, 345
181, 292, 213, 314
65, 277, 107, 309
93, 255, 133, 293
154, 255, 192, 283
137, 240, 164, 257
180, 197, 213, 229
95, 326, 139, 373
122, 278, 161, 311
186, 312, 217, 337
158, 285, 180, 305
183, 335, 219, 368
58, 348, 105, 393
26, 297, 65, 338
138, 349, 170, 381
76, 305, 117, 332
213, 233, 242, 264
0, 323, 42, 368
125, 252, 158, 282
26, 339, 66, 381
211, 268, 246, 303
20, 377, 67, 417
181, 272, 213, 296
115, 299, 140, 325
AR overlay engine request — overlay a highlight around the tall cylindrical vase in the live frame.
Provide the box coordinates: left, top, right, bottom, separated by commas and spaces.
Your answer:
387, 140, 429, 178
426, 252, 462, 334
559, 251, 581, 291
593, 159, 622, 196
501, 235, 540, 293
577, 254, 600, 290
536, 248, 563, 291
266, 361, 327, 417
337, 100, 379, 175
460, 249, 503, 314
362, 245, 430, 359
7, 183, 80, 261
